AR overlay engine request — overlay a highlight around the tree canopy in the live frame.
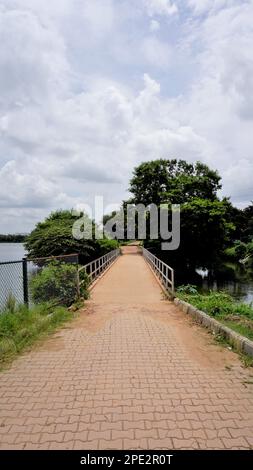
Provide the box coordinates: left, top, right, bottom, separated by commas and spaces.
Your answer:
129, 159, 222, 206
25, 210, 118, 264
129, 159, 234, 271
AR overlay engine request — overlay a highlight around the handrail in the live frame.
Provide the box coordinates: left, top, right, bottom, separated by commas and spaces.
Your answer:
142, 247, 175, 295
78, 249, 120, 286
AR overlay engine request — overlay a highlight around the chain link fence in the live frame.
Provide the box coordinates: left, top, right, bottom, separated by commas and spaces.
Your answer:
0, 260, 24, 310
0, 254, 79, 311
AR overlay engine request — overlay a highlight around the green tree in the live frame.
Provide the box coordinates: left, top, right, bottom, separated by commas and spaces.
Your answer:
129, 159, 221, 206
129, 159, 234, 272
178, 198, 234, 270
25, 210, 118, 264
145, 198, 234, 271
242, 203, 253, 242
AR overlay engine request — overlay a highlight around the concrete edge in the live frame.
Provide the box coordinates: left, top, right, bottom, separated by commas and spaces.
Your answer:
174, 298, 253, 358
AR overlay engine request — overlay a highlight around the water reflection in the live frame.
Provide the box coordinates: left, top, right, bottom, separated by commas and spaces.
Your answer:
178, 264, 253, 305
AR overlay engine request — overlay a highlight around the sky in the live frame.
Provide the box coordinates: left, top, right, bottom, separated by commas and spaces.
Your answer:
0, 0, 253, 233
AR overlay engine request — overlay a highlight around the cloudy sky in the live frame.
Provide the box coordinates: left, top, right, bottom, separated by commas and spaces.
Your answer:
0, 0, 253, 233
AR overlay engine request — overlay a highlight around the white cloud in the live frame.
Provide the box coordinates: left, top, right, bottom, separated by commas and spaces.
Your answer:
223, 159, 253, 206
143, 0, 178, 17
150, 19, 160, 32
0, 8, 69, 109
81, 0, 115, 39
141, 37, 172, 67
187, 0, 240, 15
0, 0, 253, 233
0, 160, 65, 209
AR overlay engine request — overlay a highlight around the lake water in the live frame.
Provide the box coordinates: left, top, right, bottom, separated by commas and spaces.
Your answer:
177, 264, 253, 306
0, 243, 26, 262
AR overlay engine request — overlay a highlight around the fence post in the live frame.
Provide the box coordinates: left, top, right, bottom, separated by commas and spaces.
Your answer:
22, 258, 29, 306
76, 268, 80, 298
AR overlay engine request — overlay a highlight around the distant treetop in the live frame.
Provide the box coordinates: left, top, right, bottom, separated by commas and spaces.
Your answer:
0, 234, 27, 243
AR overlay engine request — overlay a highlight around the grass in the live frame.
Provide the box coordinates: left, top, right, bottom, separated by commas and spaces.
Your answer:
0, 300, 74, 368
177, 286, 253, 342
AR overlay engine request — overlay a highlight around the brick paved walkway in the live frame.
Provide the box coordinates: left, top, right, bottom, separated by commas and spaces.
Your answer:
0, 247, 253, 449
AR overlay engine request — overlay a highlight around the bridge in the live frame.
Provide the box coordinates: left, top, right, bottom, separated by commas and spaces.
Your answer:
0, 246, 253, 449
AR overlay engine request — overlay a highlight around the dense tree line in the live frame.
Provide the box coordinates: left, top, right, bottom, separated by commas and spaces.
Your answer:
0, 234, 27, 243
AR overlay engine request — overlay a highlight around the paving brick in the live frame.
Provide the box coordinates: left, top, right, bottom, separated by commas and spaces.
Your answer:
0, 247, 253, 450
148, 437, 173, 449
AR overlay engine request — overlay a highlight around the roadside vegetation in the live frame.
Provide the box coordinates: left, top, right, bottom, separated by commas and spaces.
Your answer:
30, 261, 89, 307
0, 263, 90, 368
0, 299, 73, 368
177, 285, 253, 341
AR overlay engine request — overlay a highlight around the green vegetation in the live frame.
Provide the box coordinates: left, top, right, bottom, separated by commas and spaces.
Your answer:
129, 159, 235, 271
30, 262, 89, 307
0, 300, 73, 367
127, 159, 253, 276
129, 159, 222, 206
0, 260, 90, 367
24, 160, 252, 276
223, 204, 253, 268
225, 240, 253, 268
0, 234, 26, 243
25, 210, 119, 264
177, 286, 253, 341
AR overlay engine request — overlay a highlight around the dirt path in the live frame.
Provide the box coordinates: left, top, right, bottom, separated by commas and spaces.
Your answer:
0, 246, 253, 450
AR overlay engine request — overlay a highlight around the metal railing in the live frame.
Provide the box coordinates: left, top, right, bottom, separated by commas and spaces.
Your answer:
142, 247, 175, 295
78, 249, 120, 287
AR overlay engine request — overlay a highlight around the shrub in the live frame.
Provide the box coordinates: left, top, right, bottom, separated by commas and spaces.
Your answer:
177, 284, 198, 295
30, 261, 87, 307
78, 268, 90, 299
177, 289, 253, 320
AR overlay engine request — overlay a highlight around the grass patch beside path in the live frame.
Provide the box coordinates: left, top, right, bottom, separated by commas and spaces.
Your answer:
177, 287, 253, 342
0, 302, 73, 369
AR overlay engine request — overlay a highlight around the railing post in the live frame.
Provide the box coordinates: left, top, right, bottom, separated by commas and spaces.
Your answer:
171, 269, 175, 294
22, 257, 29, 307
142, 248, 175, 295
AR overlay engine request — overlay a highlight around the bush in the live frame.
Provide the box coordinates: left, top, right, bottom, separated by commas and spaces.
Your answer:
30, 261, 88, 307
78, 268, 90, 299
177, 284, 198, 295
